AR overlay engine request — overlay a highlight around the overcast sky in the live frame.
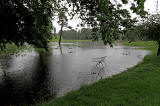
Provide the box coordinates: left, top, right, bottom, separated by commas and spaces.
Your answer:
145, 0, 159, 13
53, 0, 159, 33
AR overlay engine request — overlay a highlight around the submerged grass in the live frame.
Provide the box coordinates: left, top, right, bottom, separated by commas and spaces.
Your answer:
36, 40, 160, 106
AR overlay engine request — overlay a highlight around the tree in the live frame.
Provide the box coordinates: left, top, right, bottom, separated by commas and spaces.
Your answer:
140, 14, 160, 55
122, 25, 146, 42
60, 29, 77, 40
0, 0, 147, 50
66, 0, 147, 46
60, 28, 92, 40
0, 0, 54, 50
57, 10, 68, 45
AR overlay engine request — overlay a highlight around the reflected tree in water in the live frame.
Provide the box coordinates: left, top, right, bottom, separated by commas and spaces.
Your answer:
0, 52, 53, 105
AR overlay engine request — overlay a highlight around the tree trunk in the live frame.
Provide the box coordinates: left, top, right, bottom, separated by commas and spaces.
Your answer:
59, 21, 64, 46
59, 44, 62, 54
157, 41, 160, 55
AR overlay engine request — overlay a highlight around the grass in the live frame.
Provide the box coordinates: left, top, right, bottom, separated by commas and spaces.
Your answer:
50, 35, 92, 43
61, 39, 92, 43
35, 40, 160, 106
119, 41, 158, 54
0, 43, 53, 55
0, 44, 29, 55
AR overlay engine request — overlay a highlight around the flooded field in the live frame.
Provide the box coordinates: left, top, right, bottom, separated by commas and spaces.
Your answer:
0, 42, 150, 105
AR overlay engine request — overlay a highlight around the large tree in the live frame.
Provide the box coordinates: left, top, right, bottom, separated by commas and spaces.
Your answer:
66, 0, 147, 46
0, 0, 54, 50
123, 13, 160, 55
0, 0, 147, 49
141, 14, 160, 55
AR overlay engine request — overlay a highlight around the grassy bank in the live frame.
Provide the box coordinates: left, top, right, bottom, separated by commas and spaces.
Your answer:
36, 41, 160, 106
120, 41, 157, 54
0, 44, 28, 55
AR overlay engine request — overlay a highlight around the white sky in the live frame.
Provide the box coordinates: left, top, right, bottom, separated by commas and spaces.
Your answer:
145, 0, 159, 13
53, 0, 159, 33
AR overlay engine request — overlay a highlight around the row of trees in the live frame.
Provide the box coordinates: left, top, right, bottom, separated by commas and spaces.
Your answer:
0, 0, 147, 50
58, 28, 92, 40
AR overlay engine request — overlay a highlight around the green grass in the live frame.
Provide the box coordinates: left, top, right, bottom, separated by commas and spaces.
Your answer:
0, 44, 29, 55
0, 43, 53, 55
35, 41, 160, 106
119, 41, 158, 54
49, 35, 62, 42
61, 39, 92, 43
50, 35, 92, 43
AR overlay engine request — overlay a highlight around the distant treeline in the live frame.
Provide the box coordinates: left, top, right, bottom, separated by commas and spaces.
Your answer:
58, 28, 92, 40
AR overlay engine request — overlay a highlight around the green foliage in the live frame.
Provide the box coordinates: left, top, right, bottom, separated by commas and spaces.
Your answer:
59, 28, 92, 40
0, 0, 54, 50
125, 14, 160, 43
0, 0, 147, 50
142, 14, 160, 42
0, 44, 28, 55
130, 0, 147, 17
60, 29, 77, 40
67, 0, 147, 46
50, 34, 92, 42
122, 25, 148, 42
121, 0, 128, 4
125, 14, 160, 55
50, 34, 62, 42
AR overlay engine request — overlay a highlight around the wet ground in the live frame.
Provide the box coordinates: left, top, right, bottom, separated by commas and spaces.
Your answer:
0, 42, 150, 105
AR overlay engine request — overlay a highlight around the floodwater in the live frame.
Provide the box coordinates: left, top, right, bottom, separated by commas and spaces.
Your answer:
0, 42, 150, 106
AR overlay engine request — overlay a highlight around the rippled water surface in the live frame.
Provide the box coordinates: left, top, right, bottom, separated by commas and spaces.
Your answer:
0, 42, 150, 105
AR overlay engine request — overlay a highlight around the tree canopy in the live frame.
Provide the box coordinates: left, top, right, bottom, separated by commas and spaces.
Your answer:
66, 0, 147, 46
143, 14, 160, 41
140, 14, 160, 55
0, 0, 54, 50
0, 0, 147, 49
123, 13, 160, 55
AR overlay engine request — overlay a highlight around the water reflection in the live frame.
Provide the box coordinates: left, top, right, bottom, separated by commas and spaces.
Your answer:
0, 42, 150, 105
91, 66, 105, 81
0, 52, 53, 106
